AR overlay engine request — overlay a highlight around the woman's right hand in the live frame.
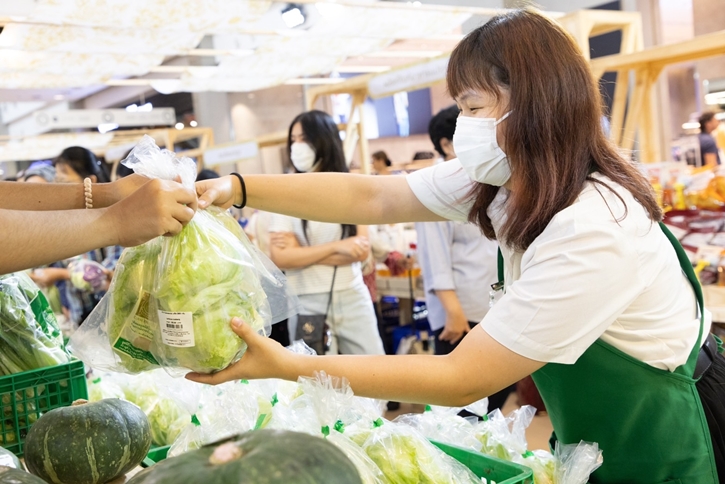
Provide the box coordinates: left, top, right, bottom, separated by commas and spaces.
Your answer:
196, 175, 239, 210
106, 178, 197, 247
186, 318, 295, 384
336, 236, 370, 262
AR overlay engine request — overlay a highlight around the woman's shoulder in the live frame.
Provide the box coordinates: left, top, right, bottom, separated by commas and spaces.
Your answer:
540, 174, 656, 248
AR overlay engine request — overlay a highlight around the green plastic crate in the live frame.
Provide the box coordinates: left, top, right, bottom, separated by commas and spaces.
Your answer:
142, 440, 534, 483
0, 359, 88, 457
432, 441, 534, 484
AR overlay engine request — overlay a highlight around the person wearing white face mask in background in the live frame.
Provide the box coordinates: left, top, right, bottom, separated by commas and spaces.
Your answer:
267, 110, 385, 356
194, 10, 725, 482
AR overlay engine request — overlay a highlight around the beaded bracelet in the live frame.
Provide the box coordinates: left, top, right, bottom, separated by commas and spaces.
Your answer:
83, 178, 93, 209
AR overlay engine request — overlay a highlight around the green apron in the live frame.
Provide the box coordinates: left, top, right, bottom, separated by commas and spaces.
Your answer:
497, 223, 718, 483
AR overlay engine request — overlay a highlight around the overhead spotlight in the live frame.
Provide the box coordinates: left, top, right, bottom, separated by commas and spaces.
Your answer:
125, 104, 138, 112
175, 122, 185, 130
138, 102, 153, 112
282, 4, 305, 28
190, 120, 198, 127
98, 123, 119, 134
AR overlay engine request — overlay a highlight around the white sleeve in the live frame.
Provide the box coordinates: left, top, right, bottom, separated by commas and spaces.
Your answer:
267, 213, 295, 233
405, 158, 475, 223
481, 219, 646, 364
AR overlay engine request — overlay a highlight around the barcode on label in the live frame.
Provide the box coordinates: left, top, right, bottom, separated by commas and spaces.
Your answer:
158, 310, 195, 348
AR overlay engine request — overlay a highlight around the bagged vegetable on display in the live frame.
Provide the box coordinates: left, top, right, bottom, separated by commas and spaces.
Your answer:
0, 466, 45, 484
0, 272, 69, 375
69, 135, 297, 375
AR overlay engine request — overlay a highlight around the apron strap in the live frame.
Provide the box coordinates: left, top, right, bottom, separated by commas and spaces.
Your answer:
497, 248, 504, 285
659, 222, 705, 376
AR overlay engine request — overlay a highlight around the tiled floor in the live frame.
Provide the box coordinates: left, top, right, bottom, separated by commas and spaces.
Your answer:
384, 392, 553, 451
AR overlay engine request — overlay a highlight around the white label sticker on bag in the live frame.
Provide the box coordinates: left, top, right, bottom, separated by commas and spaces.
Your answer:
158, 311, 195, 347
0, 453, 16, 468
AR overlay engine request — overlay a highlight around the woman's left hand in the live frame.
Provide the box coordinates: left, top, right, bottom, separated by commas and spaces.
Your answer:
185, 318, 295, 385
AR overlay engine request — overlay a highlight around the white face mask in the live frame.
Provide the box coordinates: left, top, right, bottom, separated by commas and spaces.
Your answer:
290, 142, 317, 172
453, 111, 511, 186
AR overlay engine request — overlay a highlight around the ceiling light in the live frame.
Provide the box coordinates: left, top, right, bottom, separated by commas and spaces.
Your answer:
138, 102, 153, 112
175, 122, 184, 130
716, 113, 725, 120
53, 94, 65, 101
98, 123, 119, 134
705, 92, 725, 105
190, 120, 198, 127
282, 5, 305, 28
365, 51, 443, 58
682, 122, 700, 130
126, 104, 138, 112
285, 78, 345, 85
335, 66, 392, 73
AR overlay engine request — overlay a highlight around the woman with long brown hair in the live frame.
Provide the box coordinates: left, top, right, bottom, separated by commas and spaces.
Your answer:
192, 9, 724, 482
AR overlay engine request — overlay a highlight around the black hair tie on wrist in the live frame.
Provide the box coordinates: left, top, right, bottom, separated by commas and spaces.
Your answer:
230, 172, 247, 209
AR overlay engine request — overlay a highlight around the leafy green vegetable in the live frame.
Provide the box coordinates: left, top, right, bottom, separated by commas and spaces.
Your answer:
107, 209, 270, 374
0, 273, 69, 375
348, 420, 480, 484
87, 372, 189, 447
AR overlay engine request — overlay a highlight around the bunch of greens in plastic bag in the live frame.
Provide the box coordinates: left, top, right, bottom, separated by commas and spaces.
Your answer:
393, 403, 483, 453
87, 370, 191, 446
472, 405, 536, 461
0, 272, 69, 375
69, 135, 297, 375
339, 394, 480, 484
168, 379, 260, 457
292, 373, 386, 484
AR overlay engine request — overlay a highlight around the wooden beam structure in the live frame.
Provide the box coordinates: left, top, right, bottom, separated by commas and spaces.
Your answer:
301, 9, 645, 173
591, 29, 725, 162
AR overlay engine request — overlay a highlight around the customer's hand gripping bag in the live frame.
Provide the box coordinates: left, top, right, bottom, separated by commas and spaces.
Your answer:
70, 135, 289, 375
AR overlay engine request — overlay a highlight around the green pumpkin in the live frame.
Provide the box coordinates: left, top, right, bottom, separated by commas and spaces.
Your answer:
0, 447, 21, 472
129, 429, 362, 484
24, 399, 151, 484
0, 466, 46, 484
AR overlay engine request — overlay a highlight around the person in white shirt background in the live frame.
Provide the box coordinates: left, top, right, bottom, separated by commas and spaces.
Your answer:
267, 110, 385, 357
415, 104, 513, 412
192, 9, 725, 482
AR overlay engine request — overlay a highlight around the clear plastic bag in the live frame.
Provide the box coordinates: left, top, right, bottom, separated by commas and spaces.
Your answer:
168, 379, 260, 457
68, 259, 107, 293
474, 405, 536, 461
346, 417, 482, 484
69, 135, 295, 375
394, 405, 481, 452
515, 450, 556, 484
0, 272, 69, 375
554, 440, 603, 484
87, 370, 194, 447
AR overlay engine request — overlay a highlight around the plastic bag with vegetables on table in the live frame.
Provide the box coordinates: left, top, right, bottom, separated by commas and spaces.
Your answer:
69, 135, 297, 375
0, 272, 69, 375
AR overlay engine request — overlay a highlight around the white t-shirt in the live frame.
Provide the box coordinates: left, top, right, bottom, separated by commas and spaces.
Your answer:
406, 158, 709, 371
268, 214, 362, 296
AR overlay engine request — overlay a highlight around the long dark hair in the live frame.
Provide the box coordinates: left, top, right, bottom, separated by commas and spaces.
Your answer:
447, 9, 661, 251
287, 110, 356, 239
55, 146, 110, 183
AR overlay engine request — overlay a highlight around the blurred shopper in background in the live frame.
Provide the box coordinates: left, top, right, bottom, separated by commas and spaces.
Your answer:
268, 110, 385, 356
